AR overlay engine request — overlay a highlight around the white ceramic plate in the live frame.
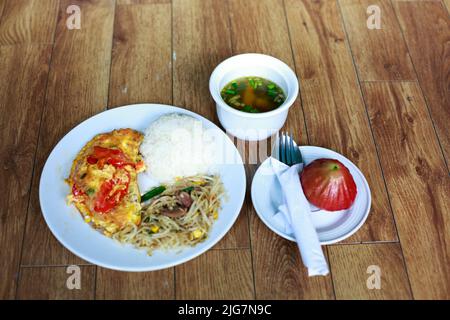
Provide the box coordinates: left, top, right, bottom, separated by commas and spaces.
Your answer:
251, 146, 371, 244
39, 104, 246, 271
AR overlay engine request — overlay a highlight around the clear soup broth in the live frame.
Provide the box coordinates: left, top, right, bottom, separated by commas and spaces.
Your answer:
221, 76, 286, 113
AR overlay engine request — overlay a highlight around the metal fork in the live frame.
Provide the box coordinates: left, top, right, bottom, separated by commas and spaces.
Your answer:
277, 131, 303, 166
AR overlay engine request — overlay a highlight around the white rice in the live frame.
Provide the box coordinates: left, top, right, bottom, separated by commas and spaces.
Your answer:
140, 113, 215, 182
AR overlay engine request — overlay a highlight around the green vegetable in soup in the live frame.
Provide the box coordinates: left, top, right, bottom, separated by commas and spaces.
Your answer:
221, 76, 286, 113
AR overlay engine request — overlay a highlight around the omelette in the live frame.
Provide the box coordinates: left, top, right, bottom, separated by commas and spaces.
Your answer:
67, 129, 145, 234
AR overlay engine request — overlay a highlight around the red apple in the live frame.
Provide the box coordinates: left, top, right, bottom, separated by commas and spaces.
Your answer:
300, 158, 357, 211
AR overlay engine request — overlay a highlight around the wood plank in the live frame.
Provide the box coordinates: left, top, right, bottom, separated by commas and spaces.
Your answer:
228, 0, 333, 299
0, 0, 58, 44
175, 249, 254, 299
247, 163, 333, 299
328, 244, 412, 299
251, 207, 334, 299
96, 1, 175, 300
443, 0, 450, 13
117, 0, 170, 4
339, 0, 415, 80
0, 44, 52, 299
0, 1, 5, 25
172, 0, 230, 121
96, 268, 174, 299
393, 0, 450, 166
229, 0, 308, 145
21, 0, 115, 266
247, 160, 334, 299
172, 0, 249, 249
109, 2, 172, 107
362, 81, 450, 299
285, 0, 397, 242
17, 266, 95, 299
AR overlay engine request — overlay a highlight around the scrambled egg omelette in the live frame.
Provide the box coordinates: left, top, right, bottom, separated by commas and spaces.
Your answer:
67, 129, 145, 234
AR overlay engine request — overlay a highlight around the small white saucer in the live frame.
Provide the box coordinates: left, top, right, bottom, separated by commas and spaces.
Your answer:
251, 146, 371, 245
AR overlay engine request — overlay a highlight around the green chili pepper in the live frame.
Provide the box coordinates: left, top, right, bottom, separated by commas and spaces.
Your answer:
141, 186, 166, 202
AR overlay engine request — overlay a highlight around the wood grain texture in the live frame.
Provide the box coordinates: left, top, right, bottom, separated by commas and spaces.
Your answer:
97, 1, 175, 299
172, 0, 250, 249
17, 266, 95, 299
0, 0, 58, 44
228, 0, 333, 299
0, 1, 5, 24
0, 0, 445, 300
328, 244, 411, 299
229, 0, 308, 145
247, 162, 333, 300
393, 0, 450, 167
172, 0, 230, 121
251, 206, 334, 299
117, 0, 170, 4
362, 81, 450, 299
0, 45, 52, 299
96, 268, 174, 299
285, 0, 397, 242
339, 0, 415, 80
175, 249, 254, 299
21, 0, 115, 266
109, 3, 172, 107
443, 0, 450, 13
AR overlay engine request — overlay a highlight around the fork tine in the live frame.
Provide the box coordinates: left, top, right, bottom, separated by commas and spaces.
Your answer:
280, 132, 283, 163
293, 132, 303, 164
275, 131, 280, 160
283, 132, 288, 164
286, 132, 291, 165
284, 132, 288, 164
291, 131, 299, 164
288, 131, 294, 165
278, 131, 284, 163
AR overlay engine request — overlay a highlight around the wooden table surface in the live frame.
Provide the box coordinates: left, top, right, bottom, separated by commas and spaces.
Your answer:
0, 0, 449, 300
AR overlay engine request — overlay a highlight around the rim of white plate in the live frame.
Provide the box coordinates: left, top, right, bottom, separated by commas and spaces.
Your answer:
39, 104, 246, 271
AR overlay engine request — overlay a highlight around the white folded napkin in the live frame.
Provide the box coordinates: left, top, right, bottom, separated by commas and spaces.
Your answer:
270, 157, 329, 276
